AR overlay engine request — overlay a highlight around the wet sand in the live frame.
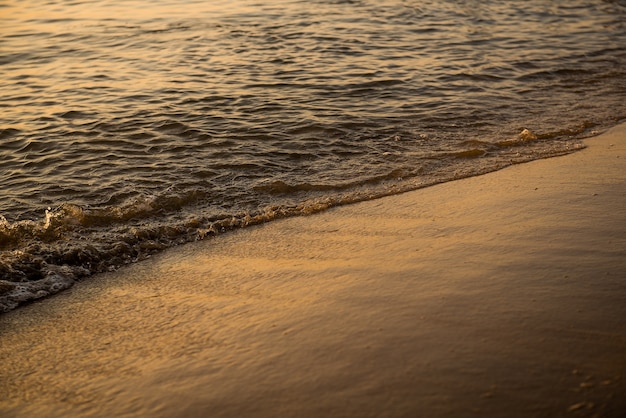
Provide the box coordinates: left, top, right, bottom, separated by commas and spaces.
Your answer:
1, 124, 625, 418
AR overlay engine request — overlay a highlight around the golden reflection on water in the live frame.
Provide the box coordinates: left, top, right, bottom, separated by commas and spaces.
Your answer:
1, 0, 314, 122
2, 0, 248, 21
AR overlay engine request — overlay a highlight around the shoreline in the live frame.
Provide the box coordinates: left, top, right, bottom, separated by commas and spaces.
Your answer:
1, 123, 625, 417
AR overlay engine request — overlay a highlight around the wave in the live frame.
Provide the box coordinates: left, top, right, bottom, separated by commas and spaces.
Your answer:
0, 194, 346, 312
0, 120, 597, 312
0, 123, 592, 314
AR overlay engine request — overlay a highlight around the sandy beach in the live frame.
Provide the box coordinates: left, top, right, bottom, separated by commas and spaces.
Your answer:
1, 123, 625, 417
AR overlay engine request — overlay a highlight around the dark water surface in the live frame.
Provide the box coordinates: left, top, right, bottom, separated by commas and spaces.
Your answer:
1, 0, 625, 311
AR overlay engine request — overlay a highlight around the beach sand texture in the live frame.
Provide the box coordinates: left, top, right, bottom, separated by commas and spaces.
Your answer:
1, 124, 625, 417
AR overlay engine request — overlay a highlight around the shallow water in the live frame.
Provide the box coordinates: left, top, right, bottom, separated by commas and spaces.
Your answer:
1, 0, 625, 311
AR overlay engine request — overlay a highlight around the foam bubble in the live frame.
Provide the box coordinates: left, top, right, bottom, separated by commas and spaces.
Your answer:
519, 128, 538, 142
0, 264, 82, 313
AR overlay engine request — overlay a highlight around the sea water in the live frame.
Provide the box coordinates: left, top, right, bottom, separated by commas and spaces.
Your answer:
1, 0, 625, 311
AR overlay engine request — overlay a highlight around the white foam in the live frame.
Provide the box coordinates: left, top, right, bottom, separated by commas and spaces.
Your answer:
0, 265, 77, 313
